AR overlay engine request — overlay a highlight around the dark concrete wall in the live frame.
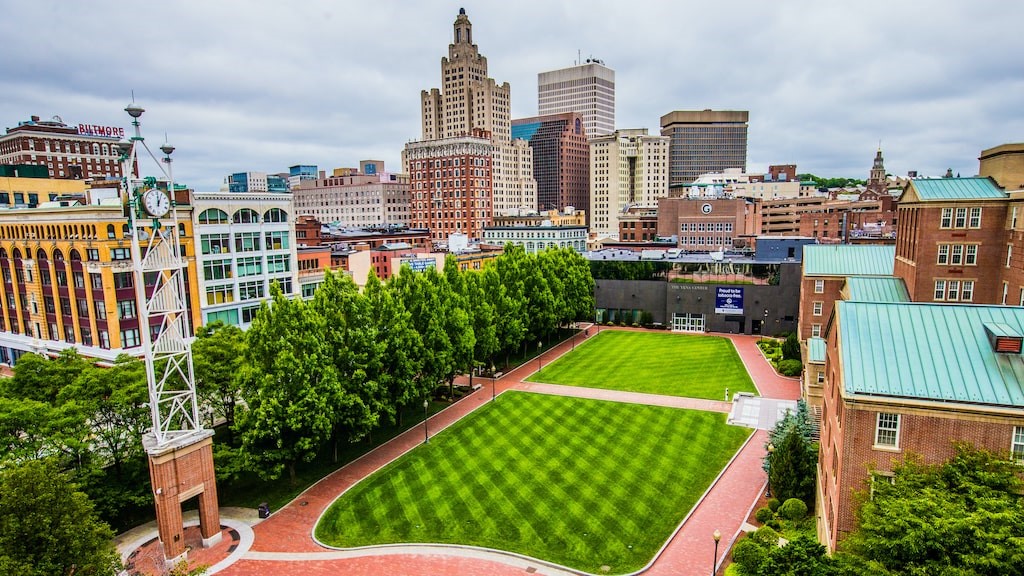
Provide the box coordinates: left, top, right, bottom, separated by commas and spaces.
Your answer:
594, 262, 801, 335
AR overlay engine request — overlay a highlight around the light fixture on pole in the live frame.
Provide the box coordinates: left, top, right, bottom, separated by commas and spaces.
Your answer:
537, 341, 542, 372
423, 398, 429, 444
491, 364, 496, 402
712, 529, 722, 575
766, 442, 775, 496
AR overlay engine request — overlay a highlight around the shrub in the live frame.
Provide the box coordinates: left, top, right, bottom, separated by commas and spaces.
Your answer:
778, 359, 802, 377
754, 506, 774, 524
767, 497, 781, 512
779, 498, 808, 521
731, 538, 767, 575
750, 525, 780, 547
781, 332, 800, 360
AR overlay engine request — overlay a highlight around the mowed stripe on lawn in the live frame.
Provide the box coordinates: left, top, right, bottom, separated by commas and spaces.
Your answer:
529, 330, 757, 400
315, 392, 752, 574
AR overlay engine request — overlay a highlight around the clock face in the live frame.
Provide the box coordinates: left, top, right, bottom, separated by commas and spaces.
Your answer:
143, 188, 171, 218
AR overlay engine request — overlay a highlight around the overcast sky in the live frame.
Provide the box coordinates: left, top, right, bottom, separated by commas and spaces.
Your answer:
3, 1, 1021, 191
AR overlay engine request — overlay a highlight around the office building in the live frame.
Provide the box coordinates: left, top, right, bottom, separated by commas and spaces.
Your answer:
589, 129, 669, 237
481, 224, 587, 254
538, 59, 615, 137
408, 8, 536, 240
512, 113, 590, 215
292, 162, 411, 228
0, 115, 127, 180
226, 172, 288, 193
660, 110, 749, 186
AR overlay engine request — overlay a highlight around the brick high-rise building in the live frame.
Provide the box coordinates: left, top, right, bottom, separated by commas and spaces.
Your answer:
538, 60, 615, 137
408, 8, 535, 239
511, 113, 589, 216
660, 110, 749, 186
0, 115, 127, 180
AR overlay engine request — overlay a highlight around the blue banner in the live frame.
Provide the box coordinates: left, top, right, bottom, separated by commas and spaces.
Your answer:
715, 287, 744, 315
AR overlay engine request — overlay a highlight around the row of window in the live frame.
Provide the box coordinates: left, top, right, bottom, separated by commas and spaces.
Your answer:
205, 277, 293, 305
197, 208, 288, 225
873, 413, 1024, 462
200, 231, 289, 255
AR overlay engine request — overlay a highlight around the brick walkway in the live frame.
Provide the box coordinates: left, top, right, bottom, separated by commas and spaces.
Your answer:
143, 327, 784, 575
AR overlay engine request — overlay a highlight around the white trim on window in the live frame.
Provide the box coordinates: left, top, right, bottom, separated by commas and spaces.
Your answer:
874, 412, 900, 449
1013, 426, 1024, 463
813, 301, 823, 316
814, 279, 824, 294
811, 324, 822, 338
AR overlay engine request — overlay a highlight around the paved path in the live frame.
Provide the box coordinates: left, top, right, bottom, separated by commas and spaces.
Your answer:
139, 326, 788, 575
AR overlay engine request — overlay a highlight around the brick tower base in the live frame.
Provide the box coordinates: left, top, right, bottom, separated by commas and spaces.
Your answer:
145, 431, 221, 565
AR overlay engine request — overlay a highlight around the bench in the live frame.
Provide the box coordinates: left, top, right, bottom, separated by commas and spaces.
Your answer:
471, 383, 482, 391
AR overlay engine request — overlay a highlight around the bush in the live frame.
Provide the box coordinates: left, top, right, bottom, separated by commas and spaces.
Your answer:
766, 518, 782, 530
750, 525, 780, 547
778, 498, 808, 521
731, 538, 767, 575
754, 506, 774, 524
781, 332, 800, 360
778, 359, 803, 376
767, 497, 781, 512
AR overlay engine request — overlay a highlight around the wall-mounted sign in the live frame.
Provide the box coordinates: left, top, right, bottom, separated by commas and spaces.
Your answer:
701, 203, 712, 214
715, 286, 744, 314
401, 258, 436, 272
78, 124, 126, 138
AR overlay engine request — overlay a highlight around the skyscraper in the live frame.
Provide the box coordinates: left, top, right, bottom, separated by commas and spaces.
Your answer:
589, 129, 669, 237
511, 112, 589, 217
408, 8, 535, 241
538, 60, 615, 137
660, 110, 749, 186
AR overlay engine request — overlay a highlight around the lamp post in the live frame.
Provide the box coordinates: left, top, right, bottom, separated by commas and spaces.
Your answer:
423, 398, 429, 444
491, 364, 496, 402
712, 529, 722, 575
766, 442, 775, 496
761, 308, 769, 345
537, 341, 542, 372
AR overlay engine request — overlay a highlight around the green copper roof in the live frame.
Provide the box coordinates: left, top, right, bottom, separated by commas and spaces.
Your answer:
803, 245, 895, 277
807, 337, 826, 363
838, 302, 1024, 407
845, 276, 910, 303
908, 177, 1005, 200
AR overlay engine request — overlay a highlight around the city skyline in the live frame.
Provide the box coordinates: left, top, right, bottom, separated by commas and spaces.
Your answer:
2, 0, 1020, 191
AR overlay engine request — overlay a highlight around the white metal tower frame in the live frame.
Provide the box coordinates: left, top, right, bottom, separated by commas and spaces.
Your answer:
119, 104, 206, 451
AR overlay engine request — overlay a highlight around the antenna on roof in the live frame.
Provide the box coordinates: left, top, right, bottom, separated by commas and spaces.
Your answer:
577, 49, 581, 66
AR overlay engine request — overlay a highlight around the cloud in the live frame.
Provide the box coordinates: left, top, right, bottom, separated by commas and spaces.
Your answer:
1, 0, 1020, 190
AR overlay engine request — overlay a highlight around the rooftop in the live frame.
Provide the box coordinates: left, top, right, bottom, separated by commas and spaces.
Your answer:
843, 276, 910, 303
803, 244, 895, 277
838, 302, 1024, 407
807, 337, 826, 364
906, 177, 1006, 201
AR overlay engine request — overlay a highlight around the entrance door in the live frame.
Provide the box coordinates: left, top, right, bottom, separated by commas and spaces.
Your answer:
753, 319, 763, 335
672, 313, 706, 332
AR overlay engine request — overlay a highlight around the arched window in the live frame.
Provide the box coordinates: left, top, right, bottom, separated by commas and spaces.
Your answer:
69, 249, 81, 261
198, 209, 229, 225
232, 208, 259, 224
92, 143, 99, 155
12, 248, 21, 260
178, 223, 187, 238
122, 224, 130, 237
264, 208, 288, 223
53, 249, 64, 262
0, 248, 7, 259
102, 144, 109, 155
107, 224, 116, 239
36, 248, 47, 261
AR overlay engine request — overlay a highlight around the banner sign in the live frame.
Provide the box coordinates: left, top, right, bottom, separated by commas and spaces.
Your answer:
715, 286, 744, 315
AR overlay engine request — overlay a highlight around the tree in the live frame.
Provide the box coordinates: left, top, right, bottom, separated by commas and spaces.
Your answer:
765, 401, 817, 505
3, 349, 91, 404
192, 320, 246, 438
0, 459, 120, 576
841, 446, 1024, 576
464, 268, 499, 377
760, 536, 835, 576
235, 286, 338, 484
0, 397, 88, 467
391, 266, 454, 398
439, 260, 475, 395
781, 332, 800, 360
493, 245, 528, 363
363, 271, 422, 427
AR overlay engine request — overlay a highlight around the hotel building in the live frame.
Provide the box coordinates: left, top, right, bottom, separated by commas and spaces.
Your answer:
0, 115, 126, 180
589, 129, 669, 237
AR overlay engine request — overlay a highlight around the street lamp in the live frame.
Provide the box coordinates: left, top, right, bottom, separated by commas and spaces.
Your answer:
423, 398, 429, 444
491, 364, 497, 402
766, 442, 775, 496
537, 341, 542, 372
761, 308, 769, 345
712, 529, 722, 575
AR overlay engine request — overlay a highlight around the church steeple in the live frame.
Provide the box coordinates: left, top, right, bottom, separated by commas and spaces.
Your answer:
869, 146, 886, 185
453, 8, 472, 45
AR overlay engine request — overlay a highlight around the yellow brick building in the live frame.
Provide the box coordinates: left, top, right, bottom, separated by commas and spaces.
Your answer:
0, 200, 201, 364
0, 175, 89, 207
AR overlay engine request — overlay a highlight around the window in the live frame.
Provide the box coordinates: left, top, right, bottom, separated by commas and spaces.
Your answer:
239, 280, 264, 300
817, 371, 825, 384
94, 300, 106, 318
954, 208, 967, 228
203, 259, 232, 281
205, 284, 234, 305
961, 280, 975, 302
120, 328, 141, 348
90, 274, 103, 290
206, 309, 239, 326
947, 280, 961, 301
201, 233, 230, 255
111, 248, 131, 260
874, 412, 900, 448
814, 279, 824, 293
60, 299, 71, 316
274, 277, 293, 294
116, 299, 137, 319
937, 244, 949, 265
64, 325, 74, 343
264, 208, 288, 223
73, 272, 84, 288
813, 302, 823, 316
267, 254, 290, 273
1013, 427, 1024, 463
811, 324, 822, 338
236, 256, 262, 277
81, 327, 92, 346
965, 245, 977, 265
301, 282, 320, 298
113, 272, 133, 289
940, 208, 953, 228
1009, 245, 1014, 268
77, 298, 89, 317
86, 248, 99, 261
55, 270, 67, 286
99, 330, 110, 349
950, 245, 963, 265
235, 232, 260, 252
934, 280, 946, 300
232, 208, 259, 224
265, 231, 288, 250
198, 209, 229, 225
969, 207, 982, 228
44, 296, 54, 313
241, 305, 260, 323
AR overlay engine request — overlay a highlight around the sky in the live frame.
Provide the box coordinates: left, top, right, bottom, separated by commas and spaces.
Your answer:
2, 1, 1021, 191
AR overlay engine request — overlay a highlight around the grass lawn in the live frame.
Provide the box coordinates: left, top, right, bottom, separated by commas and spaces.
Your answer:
316, 391, 752, 574
528, 330, 758, 400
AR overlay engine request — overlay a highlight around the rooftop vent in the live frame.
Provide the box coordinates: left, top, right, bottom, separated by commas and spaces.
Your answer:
983, 322, 1023, 354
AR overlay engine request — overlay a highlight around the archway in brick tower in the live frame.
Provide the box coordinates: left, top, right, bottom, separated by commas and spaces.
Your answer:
147, 435, 221, 564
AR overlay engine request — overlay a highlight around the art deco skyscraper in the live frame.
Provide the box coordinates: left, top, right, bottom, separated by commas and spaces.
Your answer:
408, 8, 536, 241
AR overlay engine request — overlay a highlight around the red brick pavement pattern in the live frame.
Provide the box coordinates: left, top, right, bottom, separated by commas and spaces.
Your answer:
723, 334, 801, 401
124, 525, 236, 575
218, 556, 533, 576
